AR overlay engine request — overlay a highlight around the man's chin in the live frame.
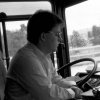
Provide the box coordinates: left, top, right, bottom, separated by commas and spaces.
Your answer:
50, 45, 58, 53
51, 48, 57, 53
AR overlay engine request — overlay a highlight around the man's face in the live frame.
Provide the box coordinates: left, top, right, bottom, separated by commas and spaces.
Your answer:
44, 25, 62, 53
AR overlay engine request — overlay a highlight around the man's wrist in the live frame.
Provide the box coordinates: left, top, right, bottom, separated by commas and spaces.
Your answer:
67, 88, 75, 98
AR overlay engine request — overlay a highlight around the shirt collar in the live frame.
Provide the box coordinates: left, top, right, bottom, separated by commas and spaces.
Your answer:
26, 42, 50, 59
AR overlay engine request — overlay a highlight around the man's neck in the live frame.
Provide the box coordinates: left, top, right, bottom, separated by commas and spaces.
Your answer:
36, 44, 50, 56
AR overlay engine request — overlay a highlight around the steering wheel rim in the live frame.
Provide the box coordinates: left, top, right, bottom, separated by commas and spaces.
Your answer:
57, 58, 97, 89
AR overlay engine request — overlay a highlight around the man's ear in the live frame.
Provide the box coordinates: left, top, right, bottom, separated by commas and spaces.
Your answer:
40, 32, 46, 41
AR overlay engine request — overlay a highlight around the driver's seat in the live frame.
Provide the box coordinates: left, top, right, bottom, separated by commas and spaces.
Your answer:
4, 78, 29, 100
0, 52, 7, 100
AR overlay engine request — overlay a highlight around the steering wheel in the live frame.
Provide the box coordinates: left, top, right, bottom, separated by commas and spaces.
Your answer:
57, 58, 97, 90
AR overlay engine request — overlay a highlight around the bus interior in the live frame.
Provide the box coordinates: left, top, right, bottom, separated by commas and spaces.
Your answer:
1, 0, 100, 99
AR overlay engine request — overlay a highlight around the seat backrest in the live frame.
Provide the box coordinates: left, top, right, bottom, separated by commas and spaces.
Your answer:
0, 53, 7, 100
4, 78, 29, 100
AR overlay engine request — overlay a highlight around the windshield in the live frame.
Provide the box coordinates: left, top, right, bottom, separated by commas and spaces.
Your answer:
65, 0, 100, 76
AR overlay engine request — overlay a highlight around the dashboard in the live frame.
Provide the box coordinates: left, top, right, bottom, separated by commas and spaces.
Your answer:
77, 72, 100, 88
75, 72, 100, 100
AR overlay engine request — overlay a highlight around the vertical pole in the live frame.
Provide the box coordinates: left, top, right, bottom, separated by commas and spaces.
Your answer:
2, 21, 10, 69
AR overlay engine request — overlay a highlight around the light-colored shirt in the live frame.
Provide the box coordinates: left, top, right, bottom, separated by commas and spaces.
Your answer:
6, 42, 75, 100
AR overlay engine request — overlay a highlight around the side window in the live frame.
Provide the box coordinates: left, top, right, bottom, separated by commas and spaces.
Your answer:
6, 21, 27, 58
0, 2, 52, 68
65, 0, 100, 76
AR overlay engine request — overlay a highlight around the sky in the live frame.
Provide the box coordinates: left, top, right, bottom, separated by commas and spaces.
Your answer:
1, 0, 100, 33
65, 0, 100, 35
5, 21, 28, 31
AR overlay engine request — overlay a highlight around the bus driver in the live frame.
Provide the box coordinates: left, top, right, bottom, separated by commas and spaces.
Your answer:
5, 10, 82, 100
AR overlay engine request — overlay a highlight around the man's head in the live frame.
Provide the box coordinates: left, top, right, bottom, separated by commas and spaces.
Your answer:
27, 10, 64, 53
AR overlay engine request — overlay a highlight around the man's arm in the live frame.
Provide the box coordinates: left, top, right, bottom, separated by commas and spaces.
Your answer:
14, 55, 76, 100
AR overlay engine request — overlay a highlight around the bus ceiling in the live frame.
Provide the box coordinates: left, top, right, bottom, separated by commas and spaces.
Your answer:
0, 0, 87, 8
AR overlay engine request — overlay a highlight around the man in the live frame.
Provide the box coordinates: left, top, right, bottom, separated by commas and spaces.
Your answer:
5, 10, 82, 100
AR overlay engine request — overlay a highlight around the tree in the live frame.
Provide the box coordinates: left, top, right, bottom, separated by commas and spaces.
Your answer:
92, 25, 100, 45
92, 25, 100, 38
6, 24, 27, 56
70, 31, 87, 48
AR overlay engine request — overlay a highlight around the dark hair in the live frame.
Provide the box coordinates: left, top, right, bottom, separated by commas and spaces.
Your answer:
27, 10, 64, 45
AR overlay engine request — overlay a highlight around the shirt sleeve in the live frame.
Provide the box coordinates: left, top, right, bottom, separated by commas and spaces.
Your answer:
50, 58, 76, 88
10, 53, 75, 100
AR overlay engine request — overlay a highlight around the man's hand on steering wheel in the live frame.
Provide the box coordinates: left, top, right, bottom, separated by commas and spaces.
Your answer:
58, 58, 97, 91
71, 85, 83, 99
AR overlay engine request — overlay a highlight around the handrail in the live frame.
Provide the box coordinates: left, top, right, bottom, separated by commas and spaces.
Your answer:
0, 14, 31, 22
